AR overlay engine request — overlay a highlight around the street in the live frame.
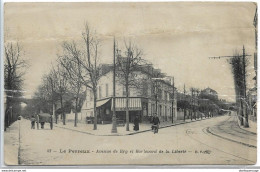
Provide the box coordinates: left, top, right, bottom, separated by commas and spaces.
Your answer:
5, 112, 256, 165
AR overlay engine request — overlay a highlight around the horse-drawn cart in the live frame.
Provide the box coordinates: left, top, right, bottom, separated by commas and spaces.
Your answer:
37, 113, 53, 130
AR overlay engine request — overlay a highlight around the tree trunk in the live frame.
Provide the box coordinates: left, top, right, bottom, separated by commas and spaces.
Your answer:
93, 89, 97, 130
74, 98, 78, 127
243, 95, 249, 127
184, 108, 186, 121
243, 101, 249, 127
240, 98, 244, 126
55, 114, 58, 124
61, 96, 65, 125
126, 84, 130, 131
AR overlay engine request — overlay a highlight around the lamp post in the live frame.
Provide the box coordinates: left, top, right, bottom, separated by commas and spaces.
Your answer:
111, 37, 117, 133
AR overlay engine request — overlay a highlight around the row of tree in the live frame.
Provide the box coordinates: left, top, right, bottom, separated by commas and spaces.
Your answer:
177, 87, 229, 121
26, 24, 101, 129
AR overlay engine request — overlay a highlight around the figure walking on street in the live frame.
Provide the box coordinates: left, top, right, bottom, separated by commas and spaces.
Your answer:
133, 115, 140, 131
152, 113, 160, 134
31, 115, 36, 129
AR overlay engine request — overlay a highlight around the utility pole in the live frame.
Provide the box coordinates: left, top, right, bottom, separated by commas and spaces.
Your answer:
111, 37, 117, 133
171, 77, 174, 123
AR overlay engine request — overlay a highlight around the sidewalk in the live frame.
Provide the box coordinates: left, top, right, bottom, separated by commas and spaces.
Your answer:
244, 119, 257, 134
235, 113, 257, 134
54, 117, 209, 136
4, 121, 20, 165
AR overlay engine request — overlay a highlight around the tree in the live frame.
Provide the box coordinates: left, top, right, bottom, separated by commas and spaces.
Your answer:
80, 23, 102, 130
33, 72, 58, 119
4, 42, 28, 131
58, 42, 85, 127
59, 23, 102, 130
52, 65, 69, 125
190, 88, 200, 120
116, 40, 144, 131
228, 50, 249, 126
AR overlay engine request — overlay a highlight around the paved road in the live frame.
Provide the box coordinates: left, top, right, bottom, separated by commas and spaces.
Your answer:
15, 114, 256, 165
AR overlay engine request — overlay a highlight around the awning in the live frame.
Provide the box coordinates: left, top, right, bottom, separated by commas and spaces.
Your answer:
83, 98, 110, 111
97, 98, 110, 108
111, 98, 142, 111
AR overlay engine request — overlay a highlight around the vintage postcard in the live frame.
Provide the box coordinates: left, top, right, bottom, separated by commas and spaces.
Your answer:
3, 2, 257, 165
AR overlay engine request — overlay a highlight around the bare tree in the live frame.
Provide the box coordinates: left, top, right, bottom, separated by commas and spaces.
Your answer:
116, 40, 144, 131
80, 23, 102, 130
51, 64, 69, 125
33, 78, 53, 115
58, 23, 102, 130
4, 42, 28, 131
58, 42, 85, 127
34, 71, 58, 122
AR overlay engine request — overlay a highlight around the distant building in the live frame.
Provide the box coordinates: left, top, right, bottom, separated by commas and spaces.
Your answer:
81, 63, 177, 123
200, 87, 218, 101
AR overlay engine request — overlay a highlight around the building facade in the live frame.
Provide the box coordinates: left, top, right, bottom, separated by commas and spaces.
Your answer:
81, 64, 177, 124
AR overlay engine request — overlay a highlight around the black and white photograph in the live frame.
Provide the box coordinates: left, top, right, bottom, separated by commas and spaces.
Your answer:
2, 2, 258, 165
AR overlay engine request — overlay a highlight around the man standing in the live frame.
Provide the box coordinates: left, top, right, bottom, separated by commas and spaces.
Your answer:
31, 115, 36, 129
133, 115, 140, 131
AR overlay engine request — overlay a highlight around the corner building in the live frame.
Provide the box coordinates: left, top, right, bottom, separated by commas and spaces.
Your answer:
81, 64, 177, 124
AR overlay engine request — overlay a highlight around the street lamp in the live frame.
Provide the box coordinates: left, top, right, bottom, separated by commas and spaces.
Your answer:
111, 37, 117, 133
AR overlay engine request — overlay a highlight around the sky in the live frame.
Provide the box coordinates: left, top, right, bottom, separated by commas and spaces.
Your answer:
4, 2, 257, 102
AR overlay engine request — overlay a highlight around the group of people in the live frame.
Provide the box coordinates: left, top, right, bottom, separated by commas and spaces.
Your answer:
30, 115, 45, 129
133, 113, 160, 133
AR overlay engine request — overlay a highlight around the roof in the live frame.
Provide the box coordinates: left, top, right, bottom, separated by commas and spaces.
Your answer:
99, 63, 174, 87
201, 87, 218, 95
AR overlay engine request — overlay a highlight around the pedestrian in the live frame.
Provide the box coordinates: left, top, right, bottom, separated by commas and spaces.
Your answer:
31, 115, 36, 129
152, 113, 160, 133
40, 122, 45, 129
133, 115, 139, 131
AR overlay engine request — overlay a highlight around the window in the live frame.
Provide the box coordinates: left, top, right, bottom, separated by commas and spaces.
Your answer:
158, 89, 162, 100
151, 104, 155, 115
123, 87, 130, 96
106, 84, 109, 97
151, 85, 155, 96
159, 105, 162, 116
